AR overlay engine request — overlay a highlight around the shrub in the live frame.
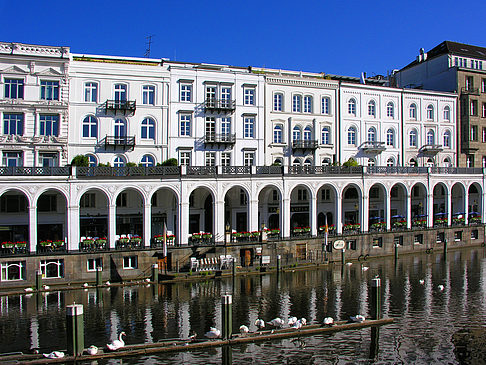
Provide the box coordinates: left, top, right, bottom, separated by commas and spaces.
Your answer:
161, 158, 178, 166
71, 155, 90, 167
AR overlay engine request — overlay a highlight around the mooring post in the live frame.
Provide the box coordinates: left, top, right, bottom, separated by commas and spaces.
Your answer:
66, 304, 84, 356
341, 248, 346, 265
276, 254, 281, 272
371, 277, 381, 320
221, 294, 233, 340
152, 263, 159, 283
35, 270, 42, 291
443, 239, 448, 260
232, 258, 236, 278
96, 266, 102, 287
222, 345, 233, 365
394, 243, 399, 261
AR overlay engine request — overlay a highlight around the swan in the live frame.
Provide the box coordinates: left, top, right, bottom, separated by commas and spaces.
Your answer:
255, 319, 265, 330
145, 278, 151, 282
288, 316, 298, 326
204, 327, 221, 339
43, 285, 50, 290
346, 262, 353, 266
43, 351, 64, 359
362, 266, 369, 271
106, 331, 126, 351
267, 317, 284, 328
292, 320, 302, 329
349, 315, 365, 323
323, 317, 334, 326
83, 283, 89, 288
438, 284, 444, 291
105, 281, 111, 286
24, 287, 34, 292
419, 279, 425, 285
239, 325, 249, 335
300, 318, 307, 326
188, 331, 197, 341
87, 345, 98, 355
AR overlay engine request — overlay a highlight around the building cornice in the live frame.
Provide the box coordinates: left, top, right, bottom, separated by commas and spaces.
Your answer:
266, 76, 338, 89
0, 42, 69, 59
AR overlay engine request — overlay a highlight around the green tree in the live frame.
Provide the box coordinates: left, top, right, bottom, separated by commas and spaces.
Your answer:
161, 158, 178, 166
342, 158, 359, 167
71, 155, 90, 167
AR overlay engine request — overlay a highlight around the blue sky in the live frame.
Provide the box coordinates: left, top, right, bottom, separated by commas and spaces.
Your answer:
2, 0, 485, 77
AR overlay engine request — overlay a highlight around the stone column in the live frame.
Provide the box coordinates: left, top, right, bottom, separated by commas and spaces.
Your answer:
310, 196, 317, 236
336, 193, 342, 234
282, 198, 291, 238
385, 192, 391, 231
28, 205, 37, 253
362, 195, 369, 232
214, 200, 225, 244
143, 203, 151, 247
108, 204, 116, 249
179, 202, 190, 245
67, 205, 80, 251
427, 194, 433, 228
447, 190, 452, 227
249, 199, 259, 232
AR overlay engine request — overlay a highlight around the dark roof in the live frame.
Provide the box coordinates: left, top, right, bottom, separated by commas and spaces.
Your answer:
400, 41, 486, 71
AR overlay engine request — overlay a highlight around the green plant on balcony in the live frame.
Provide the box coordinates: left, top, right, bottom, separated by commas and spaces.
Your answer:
130, 236, 142, 244
118, 237, 130, 244
412, 219, 427, 228
434, 218, 448, 226
2, 241, 14, 249
453, 217, 465, 225
470, 216, 481, 224
95, 238, 107, 246
343, 223, 360, 232
52, 240, 64, 247
371, 222, 386, 230
392, 220, 407, 229
39, 240, 52, 247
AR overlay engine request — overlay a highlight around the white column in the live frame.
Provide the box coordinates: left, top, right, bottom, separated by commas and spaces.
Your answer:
362, 195, 369, 232
282, 198, 291, 238
427, 194, 434, 228
482, 191, 486, 224
179, 202, 189, 245
447, 191, 452, 227
67, 205, 80, 251
108, 204, 116, 249
28, 205, 37, 253
336, 193, 342, 234
406, 192, 412, 229
310, 196, 317, 236
465, 192, 469, 225
214, 200, 225, 244
143, 203, 151, 247
385, 192, 391, 231
249, 199, 259, 232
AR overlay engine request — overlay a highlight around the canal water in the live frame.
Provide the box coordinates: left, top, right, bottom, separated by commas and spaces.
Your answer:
1, 247, 486, 364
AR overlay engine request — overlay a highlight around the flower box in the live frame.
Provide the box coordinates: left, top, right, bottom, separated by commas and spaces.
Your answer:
39, 240, 52, 247
82, 239, 94, 245
53, 240, 64, 247
96, 238, 107, 245
130, 236, 142, 244
118, 238, 130, 244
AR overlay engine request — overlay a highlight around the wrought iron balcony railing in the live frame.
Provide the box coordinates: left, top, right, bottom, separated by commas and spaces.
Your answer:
419, 144, 443, 155
100, 135, 136, 151
204, 99, 236, 113
292, 139, 318, 150
204, 133, 236, 145
360, 141, 386, 154
103, 100, 136, 115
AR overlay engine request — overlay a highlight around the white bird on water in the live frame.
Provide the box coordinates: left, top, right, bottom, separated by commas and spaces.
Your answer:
43, 351, 64, 359
24, 287, 34, 293
105, 281, 111, 286
300, 318, 307, 326
106, 331, 126, 351
267, 317, 285, 328
43, 285, 50, 290
239, 325, 249, 335
292, 320, 303, 329
83, 283, 89, 288
205, 327, 221, 339
255, 319, 265, 330
350, 315, 366, 323
323, 317, 334, 326
288, 316, 298, 326
362, 266, 369, 271
87, 345, 98, 355
419, 279, 425, 285
438, 284, 445, 291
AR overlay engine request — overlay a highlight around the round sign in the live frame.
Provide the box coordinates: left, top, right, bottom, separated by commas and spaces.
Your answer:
333, 240, 346, 250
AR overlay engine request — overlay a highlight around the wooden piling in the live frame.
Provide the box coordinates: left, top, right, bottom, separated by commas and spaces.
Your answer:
96, 267, 102, 287
66, 304, 84, 356
371, 277, 381, 320
35, 271, 42, 291
221, 294, 232, 340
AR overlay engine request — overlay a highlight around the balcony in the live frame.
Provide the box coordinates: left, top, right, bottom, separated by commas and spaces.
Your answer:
103, 100, 136, 116
204, 99, 236, 113
419, 144, 443, 156
360, 141, 386, 154
461, 87, 480, 96
204, 133, 236, 146
292, 139, 318, 151
101, 135, 136, 151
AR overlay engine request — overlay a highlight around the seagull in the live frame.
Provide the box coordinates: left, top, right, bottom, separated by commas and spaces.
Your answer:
105, 281, 111, 286
288, 316, 298, 326
349, 315, 366, 323
87, 345, 98, 355
83, 283, 89, 288
24, 288, 34, 292
255, 319, 265, 330
106, 331, 126, 351
267, 317, 285, 328
239, 325, 249, 335
145, 278, 151, 282
204, 327, 221, 339
346, 262, 353, 266
300, 318, 307, 326
188, 331, 197, 341
419, 279, 425, 285
292, 320, 303, 329
362, 266, 369, 271
323, 317, 334, 326
43, 285, 50, 290
438, 284, 445, 291
43, 351, 64, 359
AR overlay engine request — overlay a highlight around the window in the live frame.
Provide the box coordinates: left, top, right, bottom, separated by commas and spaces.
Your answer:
244, 88, 255, 105
368, 100, 376, 117
483, 103, 486, 118
483, 156, 486, 168
221, 152, 231, 166
239, 189, 248, 205
82, 116, 98, 138
471, 125, 478, 141
114, 118, 127, 138
141, 118, 155, 140
142, 85, 155, 105
39, 152, 58, 167
443, 131, 451, 148
2, 151, 22, 167
179, 151, 191, 166
368, 158, 375, 166
80, 193, 96, 208
321, 127, 330, 145
180, 84, 192, 102
386, 102, 394, 118
293, 126, 301, 141
116, 192, 127, 207
40, 259, 64, 278
321, 97, 330, 114
367, 127, 376, 142
140, 154, 155, 167
303, 126, 312, 140
409, 129, 417, 147
113, 155, 126, 167
221, 117, 231, 135
205, 86, 216, 106
40, 80, 59, 100
244, 116, 255, 138
483, 128, 486, 142
38, 194, 57, 212
467, 155, 474, 167
409, 158, 417, 167
444, 106, 450, 121
387, 157, 395, 166
372, 237, 383, 248
292, 95, 302, 112
39, 115, 59, 136
322, 158, 331, 166
409, 103, 417, 120
443, 157, 452, 167
205, 116, 215, 138
348, 98, 357, 115
386, 128, 395, 147
4, 79, 24, 99
274, 93, 283, 111
180, 114, 191, 136
123, 256, 138, 269
348, 127, 356, 146
321, 189, 331, 201
303, 158, 312, 166
414, 234, 423, 245
1, 261, 25, 281
114, 84, 127, 102
0, 194, 27, 212
303, 95, 312, 113
454, 231, 462, 242
426, 130, 435, 145
466, 76, 474, 90
426, 105, 434, 120
273, 124, 283, 144
482, 79, 486, 93
221, 87, 231, 107
3, 113, 23, 135
87, 258, 103, 272
297, 189, 308, 201
470, 100, 478, 116
347, 240, 357, 250
84, 82, 98, 102
244, 152, 254, 166
472, 229, 479, 239
394, 236, 403, 246
205, 152, 215, 166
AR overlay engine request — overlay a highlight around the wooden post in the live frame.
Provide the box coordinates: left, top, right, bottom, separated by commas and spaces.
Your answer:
222, 345, 233, 365
341, 248, 346, 265
152, 263, 159, 283
221, 294, 233, 340
443, 238, 448, 261
35, 270, 42, 291
66, 304, 84, 356
394, 243, 399, 261
276, 254, 281, 272
96, 266, 102, 287
371, 277, 381, 320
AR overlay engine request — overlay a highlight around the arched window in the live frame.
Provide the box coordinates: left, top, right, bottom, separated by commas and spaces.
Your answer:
348, 98, 357, 115
387, 157, 395, 167
82, 116, 98, 138
367, 127, 376, 142
368, 100, 376, 117
87, 154, 97, 166
113, 155, 126, 167
114, 118, 127, 138
409, 103, 417, 120
427, 104, 434, 120
348, 127, 356, 145
114, 84, 127, 102
322, 158, 331, 166
303, 158, 312, 166
274, 93, 283, 111
303, 95, 313, 113
409, 158, 417, 167
386, 128, 395, 147
140, 154, 155, 167
321, 127, 330, 145
409, 129, 417, 147
368, 158, 375, 166
443, 106, 451, 121
292, 94, 302, 112
386, 102, 394, 118
273, 158, 282, 166
443, 130, 451, 148
292, 158, 301, 166
443, 157, 452, 167
427, 129, 435, 145
273, 124, 283, 143
426, 158, 435, 167
292, 126, 301, 141
141, 117, 155, 140
303, 126, 312, 140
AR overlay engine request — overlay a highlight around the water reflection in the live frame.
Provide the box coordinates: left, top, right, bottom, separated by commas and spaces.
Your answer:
1, 247, 486, 363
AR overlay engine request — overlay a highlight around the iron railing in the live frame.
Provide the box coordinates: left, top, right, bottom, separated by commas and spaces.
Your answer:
0, 166, 70, 176
292, 139, 318, 150
203, 99, 236, 112
204, 133, 236, 144
103, 100, 136, 115
76, 166, 180, 178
